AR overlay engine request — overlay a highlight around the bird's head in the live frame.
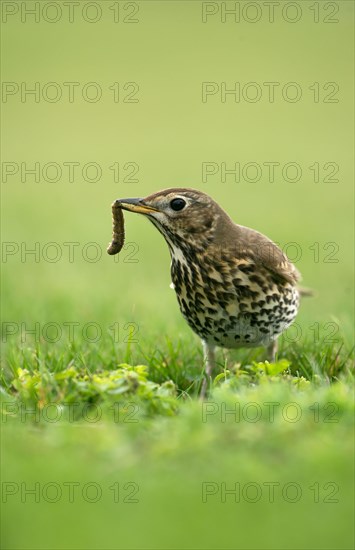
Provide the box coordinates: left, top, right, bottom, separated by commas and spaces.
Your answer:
116, 188, 231, 252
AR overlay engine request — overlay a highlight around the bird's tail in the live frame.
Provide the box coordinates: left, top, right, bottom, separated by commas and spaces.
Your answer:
298, 286, 315, 297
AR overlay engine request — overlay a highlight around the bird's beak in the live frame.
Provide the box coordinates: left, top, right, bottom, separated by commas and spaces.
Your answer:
115, 198, 159, 215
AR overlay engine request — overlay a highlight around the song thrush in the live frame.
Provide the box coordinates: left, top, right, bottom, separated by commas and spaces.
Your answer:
115, 188, 303, 396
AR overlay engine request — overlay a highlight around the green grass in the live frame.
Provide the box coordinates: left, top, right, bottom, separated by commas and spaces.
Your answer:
2, 321, 353, 396
1, 347, 354, 549
1, 332, 354, 549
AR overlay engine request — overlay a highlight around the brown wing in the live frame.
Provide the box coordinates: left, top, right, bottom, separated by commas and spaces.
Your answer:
232, 225, 301, 285
223, 224, 301, 284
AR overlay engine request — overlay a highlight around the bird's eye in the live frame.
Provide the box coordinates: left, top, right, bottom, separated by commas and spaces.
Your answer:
170, 198, 186, 211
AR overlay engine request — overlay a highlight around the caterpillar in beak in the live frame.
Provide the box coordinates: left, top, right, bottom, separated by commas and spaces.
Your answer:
107, 201, 125, 255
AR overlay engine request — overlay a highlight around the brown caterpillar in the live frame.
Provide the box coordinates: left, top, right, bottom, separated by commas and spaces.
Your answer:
107, 201, 125, 255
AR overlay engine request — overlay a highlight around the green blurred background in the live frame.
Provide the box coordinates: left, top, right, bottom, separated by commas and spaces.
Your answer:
1, 1, 354, 548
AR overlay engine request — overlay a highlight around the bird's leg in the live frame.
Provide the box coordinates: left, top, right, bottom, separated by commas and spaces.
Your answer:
200, 340, 216, 399
222, 348, 230, 370
266, 339, 278, 363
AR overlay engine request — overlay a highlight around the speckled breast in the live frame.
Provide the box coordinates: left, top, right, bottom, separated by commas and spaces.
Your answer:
170, 252, 300, 349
